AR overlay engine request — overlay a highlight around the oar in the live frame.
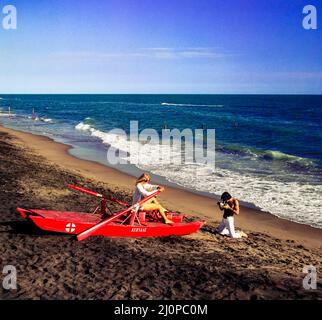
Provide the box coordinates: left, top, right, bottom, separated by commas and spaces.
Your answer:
68, 184, 103, 198
68, 184, 130, 207
77, 189, 161, 241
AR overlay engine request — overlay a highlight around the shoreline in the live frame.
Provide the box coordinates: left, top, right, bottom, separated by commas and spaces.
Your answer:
1, 124, 322, 249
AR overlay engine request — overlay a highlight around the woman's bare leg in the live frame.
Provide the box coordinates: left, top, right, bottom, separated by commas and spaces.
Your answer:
150, 198, 169, 213
142, 201, 173, 224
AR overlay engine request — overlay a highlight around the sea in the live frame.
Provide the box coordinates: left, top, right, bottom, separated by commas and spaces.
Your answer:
0, 94, 321, 228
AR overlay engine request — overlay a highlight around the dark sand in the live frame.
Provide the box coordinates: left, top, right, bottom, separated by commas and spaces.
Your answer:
0, 127, 321, 299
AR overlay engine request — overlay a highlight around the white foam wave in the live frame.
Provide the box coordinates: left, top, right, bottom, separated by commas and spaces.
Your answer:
75, 121, 322, 228
263, 150, 298, 160
223, 146, 315, 167
25, 115, 54, 123
161, 102, 224, 108
40, 117, 53, 123
0, 113, 15, 117
75, 122, 92, 131
75, 121, 190, 165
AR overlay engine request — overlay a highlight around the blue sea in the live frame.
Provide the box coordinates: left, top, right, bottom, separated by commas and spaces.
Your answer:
0, 94, 321, 228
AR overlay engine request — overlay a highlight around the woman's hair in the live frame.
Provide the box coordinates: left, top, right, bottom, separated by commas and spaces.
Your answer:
136, 173, 150, 185
221, 192, 232, 201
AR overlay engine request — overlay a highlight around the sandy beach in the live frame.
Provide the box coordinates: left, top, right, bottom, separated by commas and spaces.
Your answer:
0, 125, 321, 300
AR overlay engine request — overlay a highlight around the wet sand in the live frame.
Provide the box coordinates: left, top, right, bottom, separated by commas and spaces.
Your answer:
0, 126, 321, 299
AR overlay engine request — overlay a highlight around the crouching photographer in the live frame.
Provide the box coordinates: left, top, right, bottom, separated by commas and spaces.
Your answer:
216, 192, 248, 239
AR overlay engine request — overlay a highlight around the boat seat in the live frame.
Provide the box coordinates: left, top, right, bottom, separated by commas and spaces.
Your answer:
138, 210, 184, 223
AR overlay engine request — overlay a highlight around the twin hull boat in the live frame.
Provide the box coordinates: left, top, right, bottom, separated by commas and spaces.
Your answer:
17, 185, 205, 240
17, 208, 204, 238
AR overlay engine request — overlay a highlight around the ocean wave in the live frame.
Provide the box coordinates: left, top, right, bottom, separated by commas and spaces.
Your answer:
75, 121, 201, 165
0, 113, 15, 117
75, 122, 92, 131
76, 120, 315, 171
261, 150, 300, 160
161, 102, 224, 108
40, 117, 53, 123
26, 116, 54, 123
258, 150, 315, 169
217, 144, 315, 168
83, 117, 95, 125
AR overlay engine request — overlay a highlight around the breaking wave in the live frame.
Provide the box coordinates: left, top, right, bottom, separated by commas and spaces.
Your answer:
218, 144, 315, 168
259, 150, 315, 168
161, 102, 224, 108
41, 117, 53, 123
26, 116, 54, 123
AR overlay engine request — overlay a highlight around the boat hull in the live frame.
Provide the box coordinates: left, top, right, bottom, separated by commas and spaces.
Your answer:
17, 208, 205, 238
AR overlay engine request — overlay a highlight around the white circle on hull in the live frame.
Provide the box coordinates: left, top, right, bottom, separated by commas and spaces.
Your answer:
65, 223, 76, 233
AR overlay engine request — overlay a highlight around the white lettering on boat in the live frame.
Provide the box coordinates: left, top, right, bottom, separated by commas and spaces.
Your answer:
131, 227, 147, 233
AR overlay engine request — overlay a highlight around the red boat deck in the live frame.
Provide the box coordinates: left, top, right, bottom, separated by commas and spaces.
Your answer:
29, 210, 101, 224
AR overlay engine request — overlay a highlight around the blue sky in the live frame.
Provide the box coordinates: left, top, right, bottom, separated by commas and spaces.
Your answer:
0, 0, 321, 93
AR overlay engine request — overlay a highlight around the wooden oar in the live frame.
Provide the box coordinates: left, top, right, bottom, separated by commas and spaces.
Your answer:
77, 190, 161, 241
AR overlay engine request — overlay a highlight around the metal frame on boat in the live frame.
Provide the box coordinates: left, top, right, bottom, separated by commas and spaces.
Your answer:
17, 185, 205, 241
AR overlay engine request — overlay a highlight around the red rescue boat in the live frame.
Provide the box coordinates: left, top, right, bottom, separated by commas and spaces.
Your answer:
17, 185, 205, 241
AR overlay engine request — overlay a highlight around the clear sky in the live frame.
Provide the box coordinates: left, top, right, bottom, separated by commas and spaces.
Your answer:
0, 0, 321, 94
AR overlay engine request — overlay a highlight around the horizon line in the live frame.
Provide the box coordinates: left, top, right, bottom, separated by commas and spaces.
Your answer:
1, 93, 322, 96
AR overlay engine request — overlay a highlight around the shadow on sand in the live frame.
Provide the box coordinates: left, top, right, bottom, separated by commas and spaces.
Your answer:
0, 220, 64, 237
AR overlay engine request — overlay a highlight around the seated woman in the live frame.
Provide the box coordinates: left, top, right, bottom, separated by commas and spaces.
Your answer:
133, 173, 173, 224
